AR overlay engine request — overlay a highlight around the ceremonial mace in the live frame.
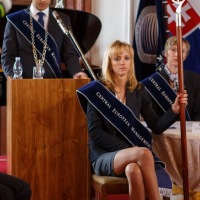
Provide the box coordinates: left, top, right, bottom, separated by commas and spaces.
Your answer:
172, 0, 189, 199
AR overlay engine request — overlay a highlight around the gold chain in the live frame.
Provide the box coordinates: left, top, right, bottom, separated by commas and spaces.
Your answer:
115, 92, 126, 103
30, 13, 49, 66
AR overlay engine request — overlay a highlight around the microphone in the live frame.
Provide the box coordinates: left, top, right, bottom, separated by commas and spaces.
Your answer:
52, 11, 69, 34
52, 10, 97, 80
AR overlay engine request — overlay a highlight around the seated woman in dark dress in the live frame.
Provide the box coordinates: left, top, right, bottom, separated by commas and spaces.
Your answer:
77, 40, 188, 200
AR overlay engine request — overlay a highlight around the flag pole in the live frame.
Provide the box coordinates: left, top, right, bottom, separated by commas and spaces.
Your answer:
172, 0, 189, 199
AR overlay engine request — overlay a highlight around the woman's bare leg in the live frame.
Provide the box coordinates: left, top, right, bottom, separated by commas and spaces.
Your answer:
125, 163, 146, 200
113, 147, 160, 200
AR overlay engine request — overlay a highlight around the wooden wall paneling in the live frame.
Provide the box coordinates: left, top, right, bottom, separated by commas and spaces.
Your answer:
12, 0, 32, 5
12, 0, 91, 13
13, 0, 56, 6
65, 0, 91, 12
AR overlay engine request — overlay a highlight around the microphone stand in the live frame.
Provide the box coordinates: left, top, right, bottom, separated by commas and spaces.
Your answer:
53, 11, 97, 80
64, 26, 97, 80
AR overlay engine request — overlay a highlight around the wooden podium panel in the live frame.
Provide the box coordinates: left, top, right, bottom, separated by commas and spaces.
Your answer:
6, 77, 90, 200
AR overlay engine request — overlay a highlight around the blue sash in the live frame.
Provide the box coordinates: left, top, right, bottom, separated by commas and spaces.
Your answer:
7, 9, 62, 78
77, 80, 172, 197
141, 72, 191, 120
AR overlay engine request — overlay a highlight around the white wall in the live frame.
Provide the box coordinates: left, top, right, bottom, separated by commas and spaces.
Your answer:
90, 0, 140, 67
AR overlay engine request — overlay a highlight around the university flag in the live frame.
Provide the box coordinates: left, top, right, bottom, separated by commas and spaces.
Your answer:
167, 0, 200, 74
133, 0, 167, 81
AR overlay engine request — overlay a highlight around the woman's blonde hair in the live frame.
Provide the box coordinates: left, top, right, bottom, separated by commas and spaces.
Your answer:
101, 40, 139, 92
164, 36, 190, 56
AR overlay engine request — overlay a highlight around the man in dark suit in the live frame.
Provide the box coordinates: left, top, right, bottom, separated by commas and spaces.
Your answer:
149, 36, 200, 121
1, 0, 87, 79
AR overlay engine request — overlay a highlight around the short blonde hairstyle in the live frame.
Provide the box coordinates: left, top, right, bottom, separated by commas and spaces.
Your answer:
101, 40, 139, 92
164, 36, 190, 56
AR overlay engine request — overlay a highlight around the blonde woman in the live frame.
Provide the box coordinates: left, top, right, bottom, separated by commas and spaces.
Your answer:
77, 40, 188, 200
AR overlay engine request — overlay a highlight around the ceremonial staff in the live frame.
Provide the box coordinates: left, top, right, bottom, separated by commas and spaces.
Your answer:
172, 0, 189, 199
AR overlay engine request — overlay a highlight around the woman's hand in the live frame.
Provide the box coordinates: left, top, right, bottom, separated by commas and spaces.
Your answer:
172, 90, 188, 114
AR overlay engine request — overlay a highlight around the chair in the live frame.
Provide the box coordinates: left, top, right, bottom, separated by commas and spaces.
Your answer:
91, 174, 170, 200
91, 174, 128, 200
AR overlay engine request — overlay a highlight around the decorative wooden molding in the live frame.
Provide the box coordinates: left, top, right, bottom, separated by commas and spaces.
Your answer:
12, 0, 56, 6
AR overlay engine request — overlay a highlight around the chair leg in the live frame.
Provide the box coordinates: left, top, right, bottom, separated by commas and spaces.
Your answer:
94, 191, 99, 200
94, 191, 108, 200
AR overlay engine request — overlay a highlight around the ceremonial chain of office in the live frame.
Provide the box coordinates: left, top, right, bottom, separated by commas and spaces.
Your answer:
29, 13, 49, 66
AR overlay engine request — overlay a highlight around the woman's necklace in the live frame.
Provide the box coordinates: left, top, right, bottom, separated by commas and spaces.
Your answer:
30, 13, 49, 66
115, 92, 126, 103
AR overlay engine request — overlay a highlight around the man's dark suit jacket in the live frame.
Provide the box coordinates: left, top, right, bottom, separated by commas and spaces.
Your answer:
1, 7, 81, 78
152, 69, 200, 121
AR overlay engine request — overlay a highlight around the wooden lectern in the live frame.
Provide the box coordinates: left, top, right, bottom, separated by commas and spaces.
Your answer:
6, 77, 90, 200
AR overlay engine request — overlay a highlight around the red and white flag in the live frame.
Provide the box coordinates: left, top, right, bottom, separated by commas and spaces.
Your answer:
167, 0, 200, 73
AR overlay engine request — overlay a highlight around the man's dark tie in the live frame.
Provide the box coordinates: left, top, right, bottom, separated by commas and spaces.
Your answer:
37, 12, 45, 27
